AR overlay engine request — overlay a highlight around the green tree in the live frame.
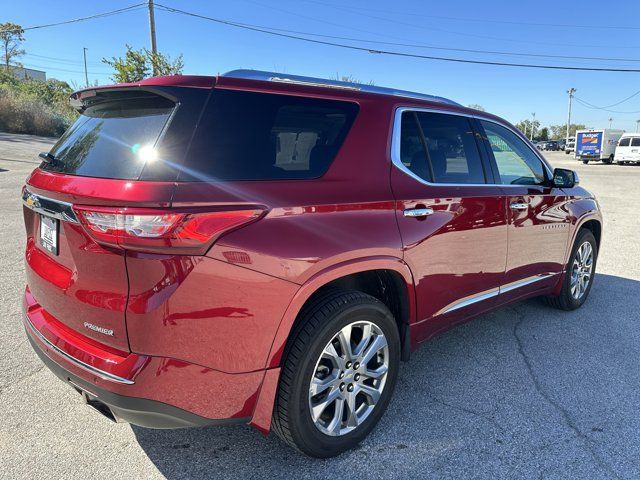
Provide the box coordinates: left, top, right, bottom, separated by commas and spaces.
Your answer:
102, 45, 183, 83
515, 119, 540, 137
535, 127, 549, 141
0, 22, 25, 69
549, 123, 586, 139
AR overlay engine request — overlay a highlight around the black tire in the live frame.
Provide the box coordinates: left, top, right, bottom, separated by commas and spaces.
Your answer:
545, 229, 598, 310
603, 155, 614, 164
272, 290, 401, 457
582, 160, 589, 164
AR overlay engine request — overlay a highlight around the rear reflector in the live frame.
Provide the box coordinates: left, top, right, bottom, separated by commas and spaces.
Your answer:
73, 206, 264, 255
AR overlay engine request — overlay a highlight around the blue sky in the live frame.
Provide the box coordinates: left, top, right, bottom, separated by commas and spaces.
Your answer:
5, 0, 640, 131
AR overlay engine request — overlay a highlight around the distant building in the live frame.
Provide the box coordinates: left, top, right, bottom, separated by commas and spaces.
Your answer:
9, 66, 46, 81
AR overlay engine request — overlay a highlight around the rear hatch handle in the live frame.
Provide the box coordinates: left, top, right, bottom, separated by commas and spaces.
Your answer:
22, 188, 79, 223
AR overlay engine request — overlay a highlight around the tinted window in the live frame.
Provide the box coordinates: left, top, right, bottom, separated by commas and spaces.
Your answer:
481, 120, 546, 185
618, 137, 630, 147
415, 112, 485, 184
631, 137, 640, 147
399, 112, 431, 181
43, 91, 175, 180
183, 90, 358, 181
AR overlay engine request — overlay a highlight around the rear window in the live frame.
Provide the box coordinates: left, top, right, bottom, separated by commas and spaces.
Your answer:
42, 91, 175, 180
182, 89, 358, 181
619, 137, 631, 147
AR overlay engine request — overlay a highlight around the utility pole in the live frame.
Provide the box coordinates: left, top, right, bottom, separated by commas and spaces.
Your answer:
636, 119, 640, 133
530, 112, 536, 141
608, 117, 613, 128
148, 0, 158, 76
566, 88, 576, 144
83, 47, 89, 87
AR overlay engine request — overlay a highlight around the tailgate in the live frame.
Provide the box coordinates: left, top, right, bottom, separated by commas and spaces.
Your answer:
23, 175, 176, 352
22, 85, 209, 352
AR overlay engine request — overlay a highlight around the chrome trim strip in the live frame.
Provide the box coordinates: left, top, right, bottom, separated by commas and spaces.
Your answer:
24, 315, 135, 385
390, 106, 554, 187
22, 189, 79, 223
439, 272, 559, 315
439, 288, 500, 315
499, 272, 557, 294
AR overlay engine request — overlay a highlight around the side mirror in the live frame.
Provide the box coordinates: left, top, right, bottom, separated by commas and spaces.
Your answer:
552, 168, 579, 188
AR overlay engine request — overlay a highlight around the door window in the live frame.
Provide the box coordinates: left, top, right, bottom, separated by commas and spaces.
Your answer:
417, 112, 486, 184
480, 120, 547, 186
398, 111, 486, 184
618, 137, 630, 147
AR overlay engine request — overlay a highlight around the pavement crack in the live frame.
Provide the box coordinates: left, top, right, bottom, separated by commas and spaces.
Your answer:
426, 391, 505, 432
510, 306, 621, 480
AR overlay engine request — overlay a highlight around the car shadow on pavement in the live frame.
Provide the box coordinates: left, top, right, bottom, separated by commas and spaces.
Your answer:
132, 273, 640, 479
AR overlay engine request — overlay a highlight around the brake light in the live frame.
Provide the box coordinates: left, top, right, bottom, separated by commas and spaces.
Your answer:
73, 206, 264, 254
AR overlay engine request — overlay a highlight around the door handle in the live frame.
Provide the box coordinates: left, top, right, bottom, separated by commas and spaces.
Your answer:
403, 208, 434, 218
510, 202, 529, 211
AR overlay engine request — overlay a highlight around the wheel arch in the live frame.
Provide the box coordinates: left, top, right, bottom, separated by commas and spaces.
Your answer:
265, 256, 416, 370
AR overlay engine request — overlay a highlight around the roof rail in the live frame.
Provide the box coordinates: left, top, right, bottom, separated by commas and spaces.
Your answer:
221, 69, 460, 106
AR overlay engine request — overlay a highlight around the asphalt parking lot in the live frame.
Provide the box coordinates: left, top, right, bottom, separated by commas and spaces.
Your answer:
0, 132, 638, 479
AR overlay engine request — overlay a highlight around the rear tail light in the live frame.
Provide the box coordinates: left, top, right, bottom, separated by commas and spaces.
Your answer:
73, 206, 264, 254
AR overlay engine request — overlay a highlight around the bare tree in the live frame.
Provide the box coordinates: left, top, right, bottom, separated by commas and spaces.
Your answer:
0, 22, 25, 70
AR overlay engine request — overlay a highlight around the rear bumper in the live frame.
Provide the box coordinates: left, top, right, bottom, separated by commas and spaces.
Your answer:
26, 331, 241, 428
23, 289, 265, 428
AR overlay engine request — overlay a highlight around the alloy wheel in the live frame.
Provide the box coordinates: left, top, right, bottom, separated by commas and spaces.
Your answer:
570, 241, 594, 300
308, 321, 389, 436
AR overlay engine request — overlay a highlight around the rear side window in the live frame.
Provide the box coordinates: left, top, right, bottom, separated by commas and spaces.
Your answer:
618, 137, 630, 147
183, 90, 358, 181
43, 91, 175, 180
631, 137, 640, 147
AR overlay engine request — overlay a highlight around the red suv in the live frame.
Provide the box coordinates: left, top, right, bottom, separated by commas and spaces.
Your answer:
22, 70, 602, 457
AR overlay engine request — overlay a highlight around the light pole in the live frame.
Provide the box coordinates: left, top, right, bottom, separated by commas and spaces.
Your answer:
83, 47, 89, 87
608, 117, 613, 128
148, 0, 158, 76
530, 112, 536, 141
636, 120, 639, 133
566, 88, 576, 144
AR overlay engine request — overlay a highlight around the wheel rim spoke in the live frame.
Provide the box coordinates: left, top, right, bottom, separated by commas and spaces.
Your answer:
308, 320, 389, 437
361, 335, 387, 365
570, 240, 595, 300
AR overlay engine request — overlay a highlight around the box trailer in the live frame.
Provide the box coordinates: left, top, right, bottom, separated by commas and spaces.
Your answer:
575, 129, 624, 164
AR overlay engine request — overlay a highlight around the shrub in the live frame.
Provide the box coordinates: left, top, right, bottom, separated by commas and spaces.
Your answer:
0, 70, 77, 137
0, 86, 69, 137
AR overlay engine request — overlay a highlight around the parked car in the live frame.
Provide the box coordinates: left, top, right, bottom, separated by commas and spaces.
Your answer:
615, 134, 640, 165
21, 70, 602, 458
558, 138, 566, 150
539, 140, 559, 151
575, 128, 624, 164
565, 137, 576, 154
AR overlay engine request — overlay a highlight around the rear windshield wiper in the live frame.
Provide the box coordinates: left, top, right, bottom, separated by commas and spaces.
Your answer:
38, 152, 58, 164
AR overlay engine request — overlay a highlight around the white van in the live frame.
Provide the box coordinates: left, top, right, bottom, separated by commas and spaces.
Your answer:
615, 134, 640, 165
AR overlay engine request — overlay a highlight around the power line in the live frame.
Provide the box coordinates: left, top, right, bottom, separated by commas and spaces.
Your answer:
156, 16, 640, 64
248, 0, 640, 50
299, 0, 640, 31
16, 4, 146, 32
24, 53, 104, 67
155, 4, 640, 73
573, 97, 640, 114
21, 63, 111, 76
574, 90, 640, 109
